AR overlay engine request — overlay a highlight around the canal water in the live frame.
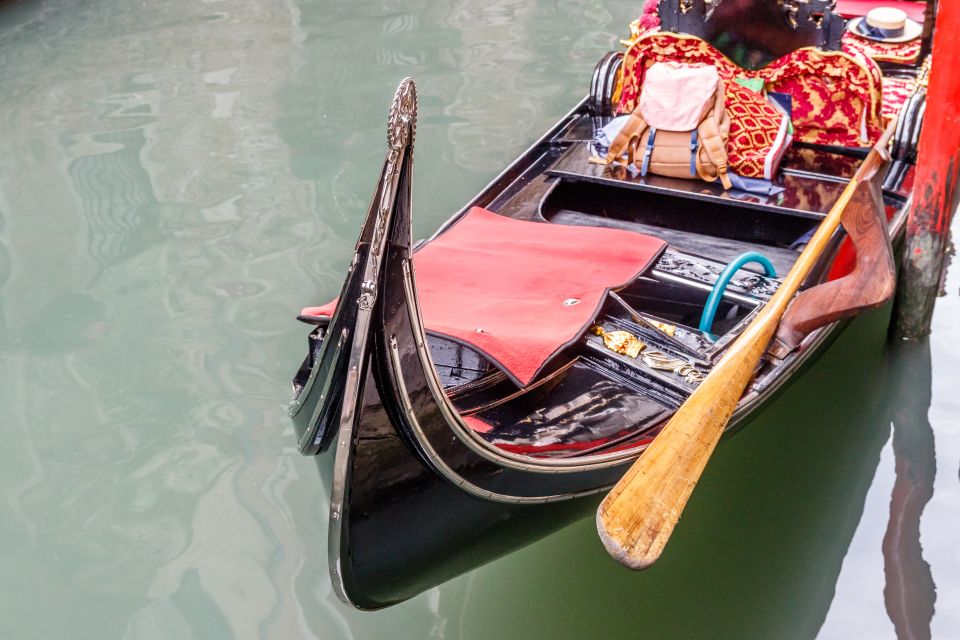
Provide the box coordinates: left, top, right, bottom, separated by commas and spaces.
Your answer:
1, 0, 958, 638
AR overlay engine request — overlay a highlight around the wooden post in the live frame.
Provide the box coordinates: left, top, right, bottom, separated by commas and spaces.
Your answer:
893, 0, 960, 340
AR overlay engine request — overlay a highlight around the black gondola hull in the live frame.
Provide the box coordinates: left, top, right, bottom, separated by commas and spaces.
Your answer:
293, 43, 920, 605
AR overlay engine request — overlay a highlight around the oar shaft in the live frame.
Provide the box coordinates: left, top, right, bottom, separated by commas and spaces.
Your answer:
597, 122, 896, 569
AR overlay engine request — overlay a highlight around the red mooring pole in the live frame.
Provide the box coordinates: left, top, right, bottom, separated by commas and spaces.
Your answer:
894, 0, 960, 339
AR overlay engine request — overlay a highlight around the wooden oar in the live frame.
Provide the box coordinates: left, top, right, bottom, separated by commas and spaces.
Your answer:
597, 121, 897, 569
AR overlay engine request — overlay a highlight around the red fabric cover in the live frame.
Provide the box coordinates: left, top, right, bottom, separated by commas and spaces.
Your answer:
303, 207, 666, 387
836, 0, 926, 22
496, 434, 656, 455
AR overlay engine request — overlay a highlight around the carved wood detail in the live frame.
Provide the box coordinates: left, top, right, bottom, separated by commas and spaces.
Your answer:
771, 177, 895, 355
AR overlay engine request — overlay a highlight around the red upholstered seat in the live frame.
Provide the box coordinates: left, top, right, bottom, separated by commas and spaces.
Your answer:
303, 207, 666, 387
843, 31, 923, 66
836, 0, 926, 22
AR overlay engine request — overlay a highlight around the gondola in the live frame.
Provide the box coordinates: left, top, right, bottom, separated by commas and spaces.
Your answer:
289, 0, 931, 609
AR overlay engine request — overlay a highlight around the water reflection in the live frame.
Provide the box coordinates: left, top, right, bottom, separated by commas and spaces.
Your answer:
884, 341, 937, 640
323, 307, 932, 640
67, 128, 159, 271
0, 0, 325, 637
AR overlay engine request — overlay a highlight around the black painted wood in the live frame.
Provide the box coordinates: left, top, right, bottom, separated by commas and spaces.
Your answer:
658, 0, 844, 68
548, 142, 847, 220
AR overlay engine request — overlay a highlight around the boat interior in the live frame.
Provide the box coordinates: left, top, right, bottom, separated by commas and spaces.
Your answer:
294, 0, 928, 461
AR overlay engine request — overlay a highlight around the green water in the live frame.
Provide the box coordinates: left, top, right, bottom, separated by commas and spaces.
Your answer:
1, 1, 958, 638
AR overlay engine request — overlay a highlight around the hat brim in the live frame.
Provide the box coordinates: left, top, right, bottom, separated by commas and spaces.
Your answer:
846, 16, 923, 43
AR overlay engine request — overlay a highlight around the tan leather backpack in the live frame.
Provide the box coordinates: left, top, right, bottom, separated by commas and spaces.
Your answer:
592, 62, 732, 189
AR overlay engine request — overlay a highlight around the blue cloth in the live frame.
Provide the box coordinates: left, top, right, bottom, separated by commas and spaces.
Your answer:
728, 173, 785, 196
596, 115, 629, 150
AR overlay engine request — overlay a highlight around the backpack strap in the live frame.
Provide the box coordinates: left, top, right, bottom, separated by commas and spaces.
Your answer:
626, 134, 642, 166
639, 128, 658, 176
697, 112, 733, 189
590, 106, 650, 166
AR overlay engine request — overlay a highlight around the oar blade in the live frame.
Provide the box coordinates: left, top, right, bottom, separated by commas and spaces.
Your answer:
596, 400, 731, 569
596, 322, 772, 569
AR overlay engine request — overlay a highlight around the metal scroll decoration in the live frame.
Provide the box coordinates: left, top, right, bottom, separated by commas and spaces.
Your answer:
655, 252, 780, 299
358, 78, 418, 312
387, 77, 418, 153
641, 351, 705, 385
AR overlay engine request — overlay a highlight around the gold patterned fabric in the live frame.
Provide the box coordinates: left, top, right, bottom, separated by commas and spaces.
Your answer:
617, 32, 885, 148
842, 31, 922, 65
881, 75, 918, 123
725, 81, 792, 179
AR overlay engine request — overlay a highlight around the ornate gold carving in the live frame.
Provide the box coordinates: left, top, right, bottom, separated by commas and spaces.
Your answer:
647, 318, 677, 337
591, 324, 706, 384
592, 325, 646, 358
641, 351, 706, 385
917, 56, 931, 89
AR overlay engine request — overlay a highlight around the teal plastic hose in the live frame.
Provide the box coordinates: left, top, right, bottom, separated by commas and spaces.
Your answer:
698, 251, 777, 335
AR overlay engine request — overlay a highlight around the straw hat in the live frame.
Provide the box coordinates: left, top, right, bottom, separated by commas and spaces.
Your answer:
847, 7, 923, 43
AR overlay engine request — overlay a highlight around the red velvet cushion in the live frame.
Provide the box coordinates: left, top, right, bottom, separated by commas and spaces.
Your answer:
843, 31, 923, 65
836, 0, 926, 22
303, 207, 666, 387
